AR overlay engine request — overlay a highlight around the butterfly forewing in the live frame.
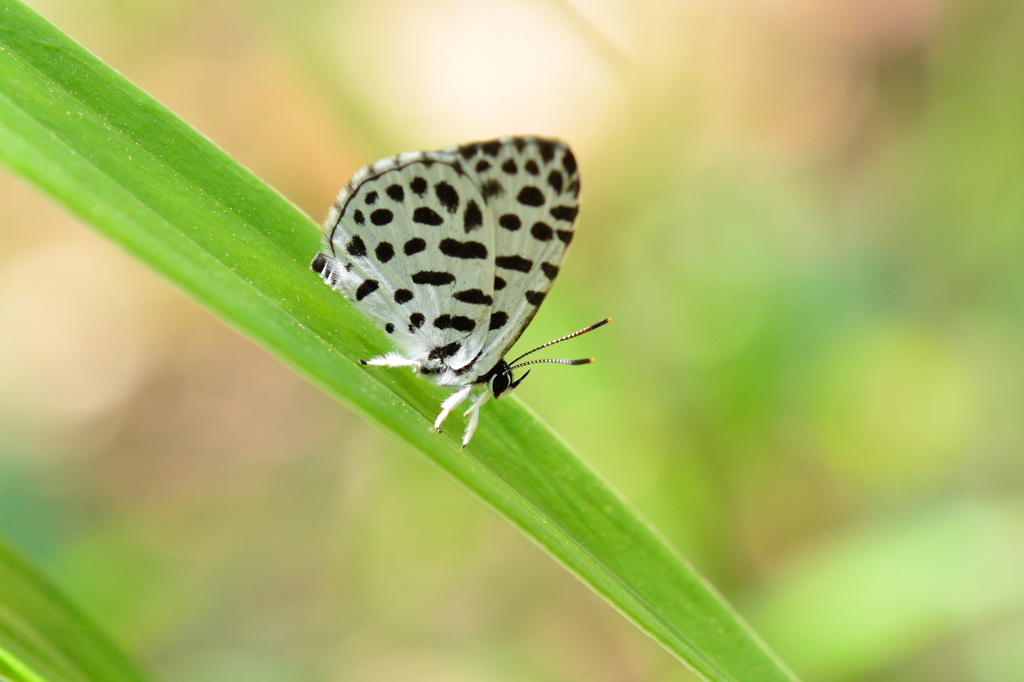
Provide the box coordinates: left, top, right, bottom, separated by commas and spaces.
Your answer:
323, 153, 496, 371
448, 137, 581, 373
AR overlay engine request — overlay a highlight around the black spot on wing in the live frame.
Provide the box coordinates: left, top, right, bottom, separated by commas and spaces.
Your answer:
370, 208, 393, 225
410, 312, 425, 328
547, 170, 563, 194
463, 200, 483, 232
435, 182, 460, 213
453, 289, 493, 305
489, 311, 508, 330
481, 180, 504, 200
385, 323, 394, 334
496, 255, 532, 273
412, 271, 456, 285
517, 186, 545, 207
538, 140, 555, 162
541, 263, 559, 280
439, 238, 488, 259
453, 316, 476, 332
404, 238, 426, 255
365, 191, 378, 205
566, 179, 580, 198
525, 290, 546, 306
531, 222, 553, 241
481, 140, 502, 156
356, 279, 379, 300
458, 143, 478, 160
310, 252, 328, 273
413, 207, 444, 225
475, 160, 491, 173
557, 230, 574, 244
410, 177, 427, 195
346, 235, 367, 257
498, 214, 521, 231
562, 149, 577, 175
386, 184, 404, 202
550, 205, 578, 222
502, 159, 518, 174
375, 241, 395, 262
525, 160, 539, 175
394, 289, 413, 304
428, 341, 461, 360
353, 209, 365, 225
434, 315, 476, 332
494, 276, 506, 290
513, 138, 526, 152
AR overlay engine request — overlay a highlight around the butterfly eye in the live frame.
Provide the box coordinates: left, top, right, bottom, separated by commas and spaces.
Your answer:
489, 370, 512, 398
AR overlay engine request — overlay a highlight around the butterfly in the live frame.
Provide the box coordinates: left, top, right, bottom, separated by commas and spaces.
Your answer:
311, 136, 608, 447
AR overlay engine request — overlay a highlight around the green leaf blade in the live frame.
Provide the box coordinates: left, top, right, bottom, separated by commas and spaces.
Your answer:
0, 2, 798, 680
0, 540, 147, 682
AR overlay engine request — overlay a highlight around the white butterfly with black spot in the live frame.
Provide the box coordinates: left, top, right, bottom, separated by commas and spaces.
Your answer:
311, 136, 608, 447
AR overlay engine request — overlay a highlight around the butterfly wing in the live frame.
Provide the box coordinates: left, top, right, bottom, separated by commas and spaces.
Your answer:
447, 137, 580, 375
319, 151, 496, 372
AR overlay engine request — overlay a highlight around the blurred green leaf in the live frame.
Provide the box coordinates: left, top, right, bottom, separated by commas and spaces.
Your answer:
0, 539, 147, 682
749, 498, 1024, 681
0, 2, 798, 680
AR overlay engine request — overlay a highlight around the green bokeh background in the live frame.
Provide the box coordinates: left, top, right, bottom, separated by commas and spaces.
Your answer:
2, 0, 1024, 680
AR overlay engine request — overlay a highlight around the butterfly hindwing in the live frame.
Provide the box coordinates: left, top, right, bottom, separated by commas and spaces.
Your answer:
321, 152, 496, 372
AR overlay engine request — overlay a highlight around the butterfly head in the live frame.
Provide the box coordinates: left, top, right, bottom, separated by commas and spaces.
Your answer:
488, 360, 530, 399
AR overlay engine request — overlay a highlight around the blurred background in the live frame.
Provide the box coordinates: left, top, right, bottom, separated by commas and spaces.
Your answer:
2, 0, 1024, 680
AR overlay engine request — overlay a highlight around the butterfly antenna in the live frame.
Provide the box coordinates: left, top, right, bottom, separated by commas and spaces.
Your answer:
509, 358, 594, 371
509, 318, 611, 366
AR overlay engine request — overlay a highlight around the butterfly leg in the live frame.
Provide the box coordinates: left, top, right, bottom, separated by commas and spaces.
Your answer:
359, 351, 421, 372
461, 391, 491, 448
463, 390, 491, 417
434, 384, 473, 434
